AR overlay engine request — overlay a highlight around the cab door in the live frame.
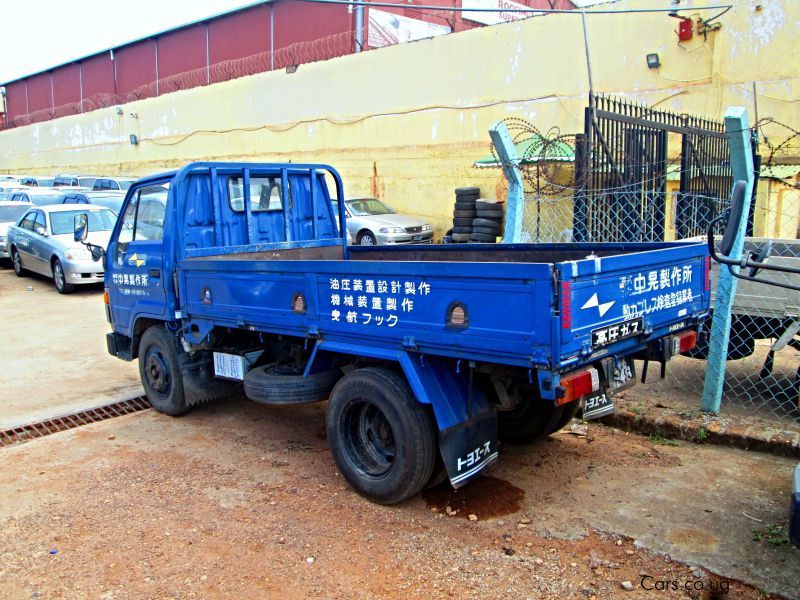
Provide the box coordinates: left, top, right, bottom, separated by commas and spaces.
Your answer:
107, 183, 169, 337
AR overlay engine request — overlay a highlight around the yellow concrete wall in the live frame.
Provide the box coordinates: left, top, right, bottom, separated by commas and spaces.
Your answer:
0, 0, 797, 237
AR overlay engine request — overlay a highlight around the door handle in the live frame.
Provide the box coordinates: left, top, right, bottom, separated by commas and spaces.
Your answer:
149, 268, 161, 278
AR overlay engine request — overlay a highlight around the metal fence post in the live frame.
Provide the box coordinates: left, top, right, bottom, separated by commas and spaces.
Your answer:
700, 107, 756, 413
489, 122, 525, 244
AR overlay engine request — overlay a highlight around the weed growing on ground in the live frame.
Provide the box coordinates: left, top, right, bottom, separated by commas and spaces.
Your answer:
752, 524, 789, 545
649, 433, 680, 446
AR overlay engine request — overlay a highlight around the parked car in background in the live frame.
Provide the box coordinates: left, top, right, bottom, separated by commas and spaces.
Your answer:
58, 190, 127, 214
0, 184, 29, 200
333, 197, 432, 246
18, 175, 55, 187
8, 189, 65, 206
93, 177, 136, 191
53, 174, 97, 188
6, 204, 116, 293
0, 201, 32, 260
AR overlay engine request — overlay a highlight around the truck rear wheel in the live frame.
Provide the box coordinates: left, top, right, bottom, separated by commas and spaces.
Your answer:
546, 400, 580, 435
138, 325, 189, 416
497, 386, 561, 445
327, 367, 436, 504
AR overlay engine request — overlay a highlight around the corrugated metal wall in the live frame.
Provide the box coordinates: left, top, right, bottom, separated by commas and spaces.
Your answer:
2, 0, 575, 127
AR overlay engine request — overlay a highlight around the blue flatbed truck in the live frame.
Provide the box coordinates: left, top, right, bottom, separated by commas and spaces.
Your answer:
83, 162, 710, 504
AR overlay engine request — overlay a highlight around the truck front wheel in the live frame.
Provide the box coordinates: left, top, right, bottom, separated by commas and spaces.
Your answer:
327, 367, 436, 504
138, 326, 189, 416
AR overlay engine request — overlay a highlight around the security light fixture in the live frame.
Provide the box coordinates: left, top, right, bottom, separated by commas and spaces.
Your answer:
286, 65, 298, 74
129, 134, 139, 145
646, 53, 661, 69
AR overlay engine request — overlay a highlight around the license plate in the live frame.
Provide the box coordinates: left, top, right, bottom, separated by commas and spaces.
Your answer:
413, 235, 421, 241
583, 392, 614, 420
591, 317, 643, 349
213, 352, 246, 380
609, 357, 636, 392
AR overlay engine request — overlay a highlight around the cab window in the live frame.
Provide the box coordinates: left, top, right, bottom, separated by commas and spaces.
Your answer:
228, 176, 285, 212
117, 185, 167, 245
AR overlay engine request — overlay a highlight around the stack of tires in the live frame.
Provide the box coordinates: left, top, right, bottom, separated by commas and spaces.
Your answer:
450, 187, 479, 243
470, 199, 504, 243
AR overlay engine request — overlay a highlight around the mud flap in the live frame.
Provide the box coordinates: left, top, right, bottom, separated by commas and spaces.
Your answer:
397, 352, 499, 489
439, 407, 498, 488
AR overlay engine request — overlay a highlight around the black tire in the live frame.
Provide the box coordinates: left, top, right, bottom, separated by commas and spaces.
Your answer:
138, 326, 189, 416
454, 200, 477, 210
473, 217, 502, 229
470, 232, 497, 243
244, 363, 342, 405
52, 258, 75, 294
327, 367, 437, 504
472, 226, 500, 236
11, 248, 26, 277
476, 209, 504, 219
476, 199, 501, 210
357, 230, 378, 246
546, 400, 580, 435
453, 217, 473, 227
452, 226, 473, 234
453, 209, 476, 219
455, 186, 480, 196
498, 386, 560, 445
450, 233, 471, 242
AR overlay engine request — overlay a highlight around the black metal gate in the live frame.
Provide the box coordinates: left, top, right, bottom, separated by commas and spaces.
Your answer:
573, 95, 749, 243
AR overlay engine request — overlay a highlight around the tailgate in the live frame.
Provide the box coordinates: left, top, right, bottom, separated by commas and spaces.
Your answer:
557, 243, 710, 362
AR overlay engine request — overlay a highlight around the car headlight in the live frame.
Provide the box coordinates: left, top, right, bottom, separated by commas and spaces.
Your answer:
65, 247, 93, 260
422, 224, 432, 231
379, 227, 404, 234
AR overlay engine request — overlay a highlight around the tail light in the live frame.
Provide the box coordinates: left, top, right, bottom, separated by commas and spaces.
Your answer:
561, 280, 572, 330
671, 330, 697, 355
556, 367, 600, 406
704, 256, 711, 292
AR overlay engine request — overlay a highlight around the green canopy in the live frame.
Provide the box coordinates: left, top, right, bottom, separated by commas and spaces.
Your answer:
474, 135, 575, 168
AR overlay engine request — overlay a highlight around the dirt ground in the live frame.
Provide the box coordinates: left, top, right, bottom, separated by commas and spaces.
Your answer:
1, 262, 799, 599
0, 265, 141, 428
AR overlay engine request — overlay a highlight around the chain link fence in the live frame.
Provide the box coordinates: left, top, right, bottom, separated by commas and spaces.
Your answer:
490, 106, 800, 424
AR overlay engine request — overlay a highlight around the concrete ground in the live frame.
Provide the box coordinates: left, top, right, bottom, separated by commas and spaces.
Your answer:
0, 264, 141, 428
0, 260, 798, 599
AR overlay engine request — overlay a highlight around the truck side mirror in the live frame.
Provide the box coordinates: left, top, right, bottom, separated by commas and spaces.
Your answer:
719, 180, 747, 257
74, 213, 89, 242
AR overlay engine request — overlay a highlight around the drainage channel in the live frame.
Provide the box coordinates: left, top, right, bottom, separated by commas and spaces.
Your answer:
0, 396, 152, 448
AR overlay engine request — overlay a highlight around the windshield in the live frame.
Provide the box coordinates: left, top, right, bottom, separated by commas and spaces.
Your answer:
119, 180, 134, 190
91, 196, 125, 214
0, 205, 28, 222
50, 209, 116, 235
78, 177, 96, 188
345, 198, 395, 216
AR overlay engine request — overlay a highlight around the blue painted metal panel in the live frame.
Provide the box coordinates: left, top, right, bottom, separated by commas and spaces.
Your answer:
108, 161, 711, 386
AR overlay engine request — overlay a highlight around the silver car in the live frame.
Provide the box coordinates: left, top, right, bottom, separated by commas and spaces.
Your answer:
6, 204, 116, 294
334, 197, 432, 246
0, 201, 32, 259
